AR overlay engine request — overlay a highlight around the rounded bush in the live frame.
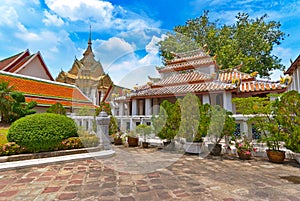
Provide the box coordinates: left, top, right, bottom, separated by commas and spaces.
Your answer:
7, 113, 78, 152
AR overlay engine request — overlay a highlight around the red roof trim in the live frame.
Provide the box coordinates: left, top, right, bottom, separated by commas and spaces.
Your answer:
2, 50, 30, 71
285, 54, 300, 75
13, 52, 54, 81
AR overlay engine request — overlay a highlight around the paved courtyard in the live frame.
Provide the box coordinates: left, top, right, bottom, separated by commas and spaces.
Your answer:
0, 146, 299, 201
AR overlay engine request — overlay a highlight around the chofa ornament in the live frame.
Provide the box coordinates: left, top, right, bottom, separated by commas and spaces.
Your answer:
280, 75, 293, 85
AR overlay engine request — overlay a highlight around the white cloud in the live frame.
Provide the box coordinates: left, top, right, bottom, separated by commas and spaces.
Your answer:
43, 10, 64, 27
93, 35, 165, 88
45, 0, 114, 26
0, 6, 19, 26
93, 37, 135, 69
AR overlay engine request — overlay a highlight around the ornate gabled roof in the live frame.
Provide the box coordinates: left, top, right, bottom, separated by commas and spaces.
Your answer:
131, 82, 236, 98
0, 51, 26, 70
0, 50, 54, 81
0, 71, 96, 108
152, 71, 212, 87
285, 55, 300, 75
158, 49, 217, 73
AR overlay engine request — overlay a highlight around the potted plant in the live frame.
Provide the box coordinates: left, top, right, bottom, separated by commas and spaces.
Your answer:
207, 105, 236, 156
127, 131, 139, 147
136, 124, 152, 148
113, 132, 123, 145
152, 100, 181, 150
233, 95, 286, 163
179, 94, 208, 154
274, 90, 300, 163
234, 135, 257, 160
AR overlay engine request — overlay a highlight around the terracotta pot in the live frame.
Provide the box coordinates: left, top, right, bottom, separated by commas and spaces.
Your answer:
114, 138, 122, 145
266, 150, 285, 163
127, 136, 139, 147
142, 142, 149, 148
237, 150, 251, 160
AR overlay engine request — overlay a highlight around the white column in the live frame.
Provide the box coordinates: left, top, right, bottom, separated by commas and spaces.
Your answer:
223, 92, 232, 112
130, 118, 134, 131
294, 67, 300, 92
145, 98, 152, 116
293, 73, 297, 91
240, 121, 249, 138
202, 94, 210, 105
152, 98, 159, 115
132, 99, 137, 116
119, 102, 124, 117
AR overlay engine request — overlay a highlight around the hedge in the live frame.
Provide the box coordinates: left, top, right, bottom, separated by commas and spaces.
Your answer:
7, 113, 78, 152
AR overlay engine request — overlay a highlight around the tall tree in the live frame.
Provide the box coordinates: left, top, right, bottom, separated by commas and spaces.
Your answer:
158, 11, 285, 77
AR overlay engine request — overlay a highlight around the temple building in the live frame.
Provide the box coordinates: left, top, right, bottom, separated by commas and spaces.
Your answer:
112, 49, 288, 131
0, 49, 54, 81
284, 55, 300, 92
56, 31, 115, 105
0, 51, 95, 113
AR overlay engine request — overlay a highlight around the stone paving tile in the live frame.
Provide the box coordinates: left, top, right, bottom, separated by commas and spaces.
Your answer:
0, 146, 299, 200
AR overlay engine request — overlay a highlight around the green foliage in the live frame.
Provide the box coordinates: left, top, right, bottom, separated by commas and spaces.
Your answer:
136, 124, 152, 142
152, 99, 181, 141
95, 102, 112, 116
0, 80, 36, 123
233, 95, 283, 151
9, 92, 37, 122
274, 90, 300, 153
0, 142, 27, 156
7, 113, 78, 152
158, 11, 285, 77
77, 106, 94, 116
178, 93, 201, 142
109, 115, 118, 135
198, 103, 211, 139
0, 128, 9, 145
0, 80, 14, 123
207, 105, 235, 144
46, 102, 66, 115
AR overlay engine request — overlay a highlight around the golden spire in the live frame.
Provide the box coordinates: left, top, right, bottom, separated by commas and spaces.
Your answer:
83, 25, 94, 57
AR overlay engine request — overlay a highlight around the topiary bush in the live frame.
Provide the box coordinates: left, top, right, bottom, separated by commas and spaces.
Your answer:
7, 113, 78, 152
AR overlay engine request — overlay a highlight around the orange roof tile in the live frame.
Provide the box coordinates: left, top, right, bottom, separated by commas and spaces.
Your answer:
132, 82, 236, 97
239, 81, 284, 93
218, 70, 254, 83
152, 71, 212, 87
0, 71, 95, 108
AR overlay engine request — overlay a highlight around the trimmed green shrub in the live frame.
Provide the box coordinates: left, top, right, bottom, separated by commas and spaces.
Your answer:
46, 102, 66, 115
7, 113, 78, 152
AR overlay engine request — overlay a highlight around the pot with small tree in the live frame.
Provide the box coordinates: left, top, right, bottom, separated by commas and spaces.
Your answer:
233, 95, 286, 163
152, 100, 181, 150
274, 90, 300, 163
207, 105, 236, 156
136, 124, 152, 148
179, 94, 209, 154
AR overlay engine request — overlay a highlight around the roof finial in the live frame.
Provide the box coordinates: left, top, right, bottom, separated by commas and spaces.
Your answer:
88, 25, 92, 46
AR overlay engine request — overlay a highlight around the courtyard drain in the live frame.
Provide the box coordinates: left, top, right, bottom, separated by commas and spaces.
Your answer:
280, 176, 300, 184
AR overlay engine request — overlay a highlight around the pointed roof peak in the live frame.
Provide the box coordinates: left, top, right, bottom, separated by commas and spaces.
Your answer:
83, 25, 94, 57
88, 25, 92, 45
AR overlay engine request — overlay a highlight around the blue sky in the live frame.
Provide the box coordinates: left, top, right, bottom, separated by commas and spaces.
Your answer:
0, 0, 299, 88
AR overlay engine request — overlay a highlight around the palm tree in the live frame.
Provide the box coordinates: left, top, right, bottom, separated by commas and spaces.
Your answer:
0, 80, 14, 123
